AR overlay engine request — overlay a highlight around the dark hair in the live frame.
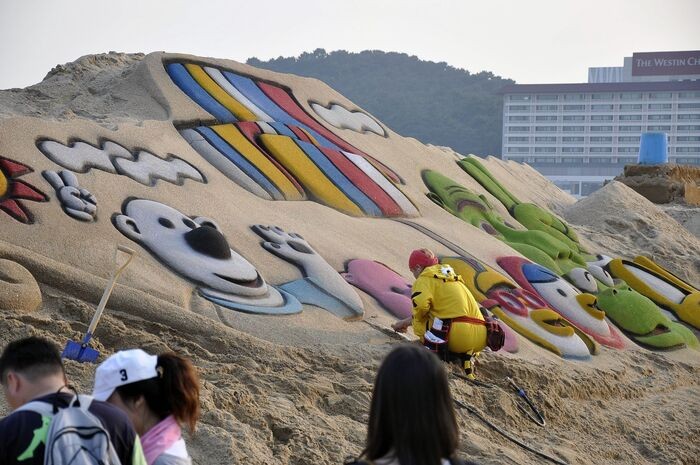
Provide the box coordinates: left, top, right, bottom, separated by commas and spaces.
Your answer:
363, 344, 459, 465
0, 336, 65, 384
115, 352, 200, 432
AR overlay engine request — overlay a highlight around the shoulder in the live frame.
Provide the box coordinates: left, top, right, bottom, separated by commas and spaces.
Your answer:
88, 399, 133, 428
152, 453, 192, 465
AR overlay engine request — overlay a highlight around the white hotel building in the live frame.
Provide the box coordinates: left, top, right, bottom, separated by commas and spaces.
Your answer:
500, 51, 700, 196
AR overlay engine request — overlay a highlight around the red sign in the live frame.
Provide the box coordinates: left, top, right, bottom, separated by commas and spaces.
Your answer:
632, 51, 700, 76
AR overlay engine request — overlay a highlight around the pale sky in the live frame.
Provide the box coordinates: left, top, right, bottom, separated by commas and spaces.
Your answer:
1, 0, 698, 90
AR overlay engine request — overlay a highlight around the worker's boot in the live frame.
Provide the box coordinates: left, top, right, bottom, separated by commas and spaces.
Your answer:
463, 354, 476, 380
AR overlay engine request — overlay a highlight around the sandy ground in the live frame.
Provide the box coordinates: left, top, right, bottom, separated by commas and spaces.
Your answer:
1, 52, 699, 465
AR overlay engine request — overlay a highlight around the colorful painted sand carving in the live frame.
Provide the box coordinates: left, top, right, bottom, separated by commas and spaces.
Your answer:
166, 62, 416, 217
0, 156, 48, 224
442, 256, 595, 359
422, 169, 585, 274
604, 256, 700, 331
498, 256, 628, 349
38, 139, 205, 187
113, 199, 301, 315
342, 259, 413, 319
42, 170, 97, 222
252, 225, 363, 320
310, 103, 386, 136
458, 157, 585, 255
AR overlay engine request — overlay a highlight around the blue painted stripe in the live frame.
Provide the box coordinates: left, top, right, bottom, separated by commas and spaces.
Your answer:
195, 126, 282, 200
166, 63, 237, 123
222, 71, 340, 150
295, 140, 382, 216
269, 122, 298, 139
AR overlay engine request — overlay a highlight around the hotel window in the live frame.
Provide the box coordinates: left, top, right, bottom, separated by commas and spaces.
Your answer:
620, 93, 643, 100
534, 147, 557, 153
536, 95, 559, 101
564, 94, 585, 101
619, 115, 642, 121
591, 115, 613, 121
507, 157, 527, 162
679, 92, 700, 99
508, 136, 529, 143
618, 147, 638, 153
534, 158, 554, 163
677, 136, 700, 142
679, 103, 700, 109
563, 104, 585, 111
649, 92, 672, 99
590, 136, 612, 143
535, 136, 557, 143
562, 147, 584, 153
508, 126, 530, 132
591, 104, 614, 111
592, 158, 612, 163
590, 147, 613, 153
618, 136, 640, 143
621, 157, 637, 163
648, 103, 672, 110
647, 125, 671, 131
562, 126, 585, 132
536, 115, 558, 121
508, 105, 530, 111
619, 125, 642, 132
535, 126, 558, 132
678, 125, 700, 131
591, 93, 613, 100
678, 114, 700, 120
562, 136, 584, 143
563, 115, 585, 121
536, 105, 558, 111
648, 114, 672, 121
508, 147, 529, 153
561, 157, 584, 164
509, 115, 530, 122
509, 95, 530, 101
590, 126, 613, 132
676, 147, 700, 153
620, 104, 643, 111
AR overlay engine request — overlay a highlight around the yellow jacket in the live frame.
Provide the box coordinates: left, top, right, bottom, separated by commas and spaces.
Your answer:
412, 264, 484, 341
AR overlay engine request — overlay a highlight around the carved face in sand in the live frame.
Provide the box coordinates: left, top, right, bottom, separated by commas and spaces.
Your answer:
113, 199, 284, 308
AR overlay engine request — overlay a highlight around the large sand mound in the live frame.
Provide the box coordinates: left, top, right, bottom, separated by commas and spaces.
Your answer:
1, 52, 699, 465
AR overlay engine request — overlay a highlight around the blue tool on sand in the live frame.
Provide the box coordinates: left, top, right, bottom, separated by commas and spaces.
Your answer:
62, 245, 135, 363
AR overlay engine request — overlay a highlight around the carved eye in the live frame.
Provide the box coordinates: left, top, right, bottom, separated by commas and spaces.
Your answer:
158, 217, 175, 229
584, 271, 592, 282
183, 218, 196, 229
557, 288, 567, 297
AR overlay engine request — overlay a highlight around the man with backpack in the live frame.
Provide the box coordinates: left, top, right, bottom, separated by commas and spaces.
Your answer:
0, 336, 147, 465
392, 249, 500, 380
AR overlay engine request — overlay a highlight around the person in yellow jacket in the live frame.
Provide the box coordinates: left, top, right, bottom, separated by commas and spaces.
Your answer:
392, 249, 487, 379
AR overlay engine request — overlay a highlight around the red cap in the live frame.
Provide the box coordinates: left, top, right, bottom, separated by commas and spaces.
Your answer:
409, 249, 438, 270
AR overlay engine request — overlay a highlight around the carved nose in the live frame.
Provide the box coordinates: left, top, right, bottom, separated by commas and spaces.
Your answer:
184, 226, 232, 259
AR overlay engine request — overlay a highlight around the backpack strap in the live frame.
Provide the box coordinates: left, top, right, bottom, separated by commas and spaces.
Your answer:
14, 400, 56, 417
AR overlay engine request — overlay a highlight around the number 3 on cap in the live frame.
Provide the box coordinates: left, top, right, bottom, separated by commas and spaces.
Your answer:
120, 369, 128, 382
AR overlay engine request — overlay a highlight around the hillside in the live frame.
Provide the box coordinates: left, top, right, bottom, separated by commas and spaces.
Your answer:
248, 49, 513, 156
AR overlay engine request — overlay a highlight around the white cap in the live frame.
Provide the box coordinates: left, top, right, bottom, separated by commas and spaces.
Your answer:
92, 349, 159, 401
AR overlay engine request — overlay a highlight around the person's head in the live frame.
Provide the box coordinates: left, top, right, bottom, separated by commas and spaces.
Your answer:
0, 336, 67, 409
364, 344, 459, 465
408, 248, 439, 278
93, 349, 200, 435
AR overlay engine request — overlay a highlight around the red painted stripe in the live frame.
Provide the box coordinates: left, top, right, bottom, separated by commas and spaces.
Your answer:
317, 146, 403, 216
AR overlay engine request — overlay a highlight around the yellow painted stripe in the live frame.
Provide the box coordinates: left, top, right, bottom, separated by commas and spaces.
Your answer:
259, 134, 364, 216
184, 64, 258, 121
296, 127, 320, 145
210, 125, 304, 201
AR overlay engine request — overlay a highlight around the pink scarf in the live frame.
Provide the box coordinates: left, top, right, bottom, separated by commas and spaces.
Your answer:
141, 415, 182, 465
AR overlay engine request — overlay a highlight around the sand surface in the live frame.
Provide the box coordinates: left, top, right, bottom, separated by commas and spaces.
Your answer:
1, 52, 699, 465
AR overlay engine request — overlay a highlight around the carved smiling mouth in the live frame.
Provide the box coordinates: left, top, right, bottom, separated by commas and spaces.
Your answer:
456, 199, 487, 212
214, 273, 263, 288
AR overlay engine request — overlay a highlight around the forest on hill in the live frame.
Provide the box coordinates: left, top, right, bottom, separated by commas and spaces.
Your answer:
248, 49, 514, 157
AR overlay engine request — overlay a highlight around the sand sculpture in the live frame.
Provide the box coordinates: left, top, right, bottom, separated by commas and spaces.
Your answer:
252, 225, 363, 320
42, 170, 97, 221
38, 139, 205, 187
342, 259, 413, 319
0, 259, 42, 313
310, 103, 386, 136
0, 156, 48, 223
166, 61, 416, 217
